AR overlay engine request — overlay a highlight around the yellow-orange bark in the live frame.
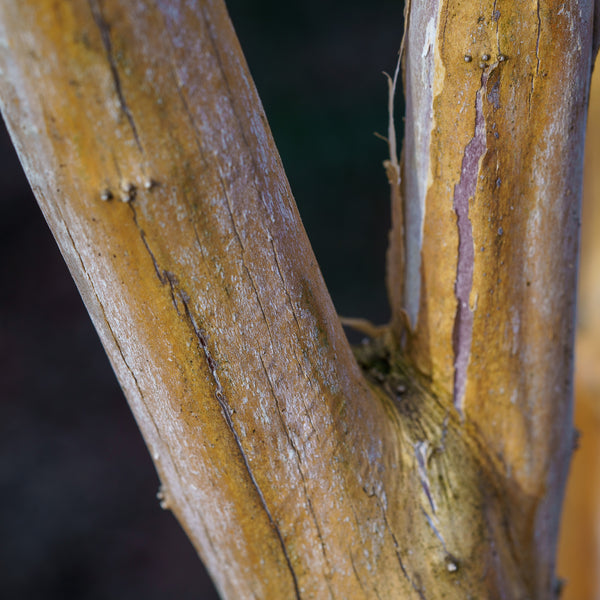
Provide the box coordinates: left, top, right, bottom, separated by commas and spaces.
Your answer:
396, 1, 596, 592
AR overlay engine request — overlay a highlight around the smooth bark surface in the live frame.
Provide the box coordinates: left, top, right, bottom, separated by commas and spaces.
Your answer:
0, 1, 596, 598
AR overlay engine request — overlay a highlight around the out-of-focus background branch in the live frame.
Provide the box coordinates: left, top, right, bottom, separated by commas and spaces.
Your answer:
557, 64, 600, 600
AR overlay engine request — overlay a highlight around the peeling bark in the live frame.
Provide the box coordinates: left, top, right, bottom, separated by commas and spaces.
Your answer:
451, 70, 486, 412
0, 0, 595, 598
391, 0, 595, 592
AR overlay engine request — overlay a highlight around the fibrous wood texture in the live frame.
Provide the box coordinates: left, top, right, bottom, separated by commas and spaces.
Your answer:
0, 1, 595, 599
392, 0, 597, 594
0, 2, 396, 597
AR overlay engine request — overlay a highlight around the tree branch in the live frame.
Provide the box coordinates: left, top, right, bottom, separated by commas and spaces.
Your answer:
0, 1, 398, 596
391, 0, 595, 592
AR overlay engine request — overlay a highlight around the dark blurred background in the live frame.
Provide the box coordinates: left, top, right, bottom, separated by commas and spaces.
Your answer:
0, 1, 403, 598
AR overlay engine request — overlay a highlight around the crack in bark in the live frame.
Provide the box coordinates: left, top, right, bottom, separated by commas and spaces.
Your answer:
88, 0, 143, 154
161, 13, 290, 373
60, 218, 220, 559
349, 553, 368, 596
127, 204, 301, 598
177, 290, 302, 599
268, 237, 321, 437
243, 263, 277, 346
163, 269, 184, 316
364, 489, 428, 600
269, 238, 302, 335
421, 507, 449, 552
346, 499, 388, 594
197, 2, 279, 218
129, 203, 163, 278
492, 0, 502, 55
160, 4, 323, 447
258, 355, 335, 599
451, 72, 488, 413
381, 508, 426, 600
414, 441, 437, 514
396, 552, 427, 600
164, 17, 323, 452
529, 0, 542, 113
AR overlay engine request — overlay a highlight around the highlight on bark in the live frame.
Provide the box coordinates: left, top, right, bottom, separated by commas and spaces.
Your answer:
0, 0, 597, 598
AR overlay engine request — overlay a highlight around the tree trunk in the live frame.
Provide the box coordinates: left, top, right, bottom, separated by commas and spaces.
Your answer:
0, 1, 596, 598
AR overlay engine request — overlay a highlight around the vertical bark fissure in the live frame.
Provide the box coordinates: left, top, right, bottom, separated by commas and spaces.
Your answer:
88, 0, 144, 155
349, 553, 368, 596
161, 17, 287, 364
198, 2, 289, 221
395, 549, 427, 600
529, 1, 542, 112
177, 292, 303, 600
128, 197, 302, 598
492, 0, 501, 52
266, 236, 323, 438
376, 495, 427, 599
162, 5, 336, 463
60, 212, 221, 561
257, 354, 336, 600
421, 507, 448, 552
451, 72, 488, 412
129, 204, 166, 282
414, 441, 437, 513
